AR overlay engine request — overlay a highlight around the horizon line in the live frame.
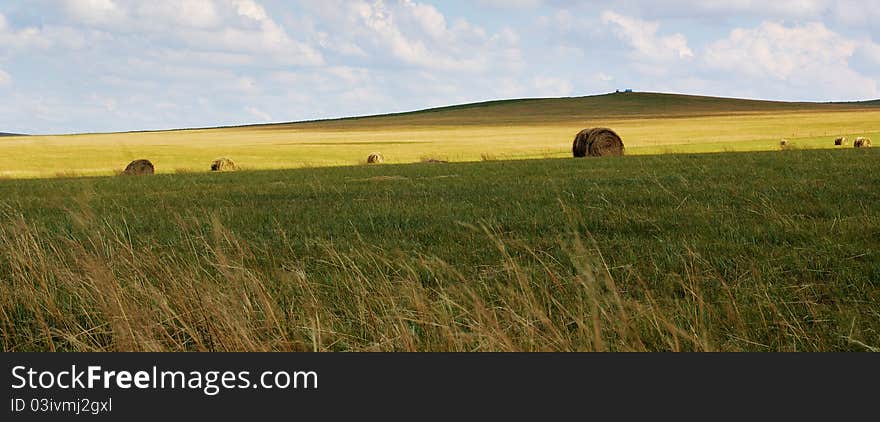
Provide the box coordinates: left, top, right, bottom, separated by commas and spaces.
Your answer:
7, 90, 880, 137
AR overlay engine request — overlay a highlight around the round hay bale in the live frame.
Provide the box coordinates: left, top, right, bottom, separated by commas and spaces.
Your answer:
587, 128, 625, 157
573, 128, 624, 157
122, 159, 154, 176
367, 153, 384, 164
854, 137, 872, 148
780, 139, 789, 148
572, 129, 592, 158
834, 137, 847, 146
211, 157, 237, 172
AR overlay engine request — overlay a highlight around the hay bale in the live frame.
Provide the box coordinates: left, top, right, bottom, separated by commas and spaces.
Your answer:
122, 159, 154, 176
834, 137, 847, 146
573, 128, 624, 157
211, 157, 237, 172
572, 129, 592, 158
588, 128, 625, 157
367, 153, 384, 164
854, 137, 872, 148
780, 139, 789, 148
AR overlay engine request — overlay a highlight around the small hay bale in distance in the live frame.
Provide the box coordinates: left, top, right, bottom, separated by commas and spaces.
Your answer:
780, 139, 789, 148
854, 137, 872, 148
572, 127, 624, 157
211, 157, 237, 172
367, 152, 384, 164
122, 159, 154, 176
834, 137, 847, 146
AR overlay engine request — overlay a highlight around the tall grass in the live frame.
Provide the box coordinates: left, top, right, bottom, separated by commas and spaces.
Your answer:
0, 207, 869, 352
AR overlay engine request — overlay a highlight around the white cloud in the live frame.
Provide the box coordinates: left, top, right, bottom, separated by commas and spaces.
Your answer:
246, 106, 272, 121
475, 0, 542, 8
234, 0, 269, 21
504, 0, 880, 27
0, 69, 10, 86
596, 72, 613, 82
0, 13, 50, 49
0, 13, 110, 53
63, 0, 126, 25
269, 66, 373, 96
135, 0, 221, 28
533, 76, 573, 96
676, 0, 880, 27
705, 21, 877, 100
55, 1, 324, 66
355, 1, 483, 70
301, 0, 520, 72
325, 66, 372, 85
601, 11, 694, 61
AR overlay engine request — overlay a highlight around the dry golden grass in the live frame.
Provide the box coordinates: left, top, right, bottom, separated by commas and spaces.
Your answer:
1, 92, 879, 178
0, 211, 720, 351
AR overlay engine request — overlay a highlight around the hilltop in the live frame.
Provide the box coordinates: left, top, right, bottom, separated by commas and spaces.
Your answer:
252, 91, 880, 130
10, 92, 880, 135
79, 92, 880, 135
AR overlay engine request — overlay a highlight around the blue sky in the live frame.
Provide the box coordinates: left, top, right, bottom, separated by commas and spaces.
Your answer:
1, 0, 879, 134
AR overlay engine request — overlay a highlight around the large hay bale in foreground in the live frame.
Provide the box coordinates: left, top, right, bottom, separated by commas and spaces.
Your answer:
211, 157, 237, 172
835, 137, 847, 146
573, 128, 624, 157
367, 153, 384, 164
572, 129, 592, 157
588, 128, 624, 156
122, 159, 154, 176
854, 137, 872, 148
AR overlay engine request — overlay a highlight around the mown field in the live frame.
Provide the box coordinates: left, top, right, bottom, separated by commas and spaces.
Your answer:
1, 148, 878, 351
1, 92, 879, 178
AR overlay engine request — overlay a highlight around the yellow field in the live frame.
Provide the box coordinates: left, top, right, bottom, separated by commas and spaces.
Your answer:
1, 92, 878, 178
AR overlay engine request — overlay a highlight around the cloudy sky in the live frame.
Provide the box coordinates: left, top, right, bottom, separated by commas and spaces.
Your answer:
1, 0, 879, 134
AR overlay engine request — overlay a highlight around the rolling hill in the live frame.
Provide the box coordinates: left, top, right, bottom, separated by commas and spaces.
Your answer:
1, 91, 879, 178
232, 91, 880, 131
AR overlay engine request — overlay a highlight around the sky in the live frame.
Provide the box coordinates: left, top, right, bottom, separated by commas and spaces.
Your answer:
1, 0, 879, 134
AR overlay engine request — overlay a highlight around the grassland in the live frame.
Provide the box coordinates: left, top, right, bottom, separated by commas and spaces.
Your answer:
1, 92, 879, 178
1, 148, 878, 351
1, 92, 878, 352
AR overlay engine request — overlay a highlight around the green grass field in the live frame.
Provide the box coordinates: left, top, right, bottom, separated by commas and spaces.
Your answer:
2, 149, 878, 351
1, 92, 879, 178
1, 92, 878, 352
